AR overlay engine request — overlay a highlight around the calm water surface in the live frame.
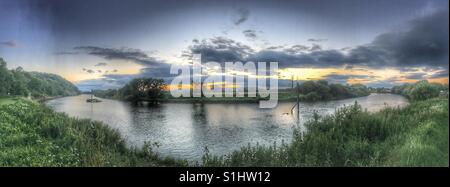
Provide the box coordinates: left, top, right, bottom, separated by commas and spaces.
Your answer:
46, 93, 408, 161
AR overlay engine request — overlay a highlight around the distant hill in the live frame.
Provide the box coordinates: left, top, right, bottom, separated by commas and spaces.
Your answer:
0, 58, 80, 98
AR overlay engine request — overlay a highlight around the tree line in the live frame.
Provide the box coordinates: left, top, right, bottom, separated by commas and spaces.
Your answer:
391, 80, 448, 101
0, 58, 80, 98
94, 78, 372, 102
296, 80, 370, 101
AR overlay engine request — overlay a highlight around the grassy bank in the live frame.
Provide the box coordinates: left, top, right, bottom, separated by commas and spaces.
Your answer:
0, 97, 19, 105
0, 98, 187, 166
202, 98, 449, 167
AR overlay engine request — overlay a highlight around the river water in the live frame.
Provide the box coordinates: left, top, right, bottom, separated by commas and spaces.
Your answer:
46, 93, 409, 161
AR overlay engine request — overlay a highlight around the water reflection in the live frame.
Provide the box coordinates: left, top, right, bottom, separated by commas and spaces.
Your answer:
46, 93, 409, 161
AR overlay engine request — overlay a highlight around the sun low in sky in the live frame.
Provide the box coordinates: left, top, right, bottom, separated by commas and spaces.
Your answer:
0, 0, 448, 91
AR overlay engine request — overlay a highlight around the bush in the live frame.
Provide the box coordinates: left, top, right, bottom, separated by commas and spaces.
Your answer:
392, 80, 447, 101
409, 81, 440, 101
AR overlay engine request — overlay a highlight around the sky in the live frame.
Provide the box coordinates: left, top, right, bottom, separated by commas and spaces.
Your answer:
0, 0, 448, 91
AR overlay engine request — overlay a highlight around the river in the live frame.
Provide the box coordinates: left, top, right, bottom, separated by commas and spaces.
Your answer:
46, 93, 409, 161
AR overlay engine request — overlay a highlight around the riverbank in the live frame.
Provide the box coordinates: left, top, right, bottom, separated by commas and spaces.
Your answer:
1, 96, 447, 166
202, 98, 449, 166
94, 90, 371, 104
0, 98, 187, 166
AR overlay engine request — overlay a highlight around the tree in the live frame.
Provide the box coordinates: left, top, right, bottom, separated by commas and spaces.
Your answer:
0, 58, 13, 95
297, 80, 369, 101
409, 80, 440, 101
0, 58, 79, 97
119, 78, 166, 102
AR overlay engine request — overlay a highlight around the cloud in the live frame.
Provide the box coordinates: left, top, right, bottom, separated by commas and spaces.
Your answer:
94, 62, 108, 66
0, 41, 18, 48
233, 8, 250, 25
82, 68, 96, 74
307, 38, 328, 42
74, 45, 175, 90
185, 37, 254, 63
323, 74, 364, 84
187, 9, 449, 71
76, 9, 449, 90
243, 29, 257, 40
266, 45, 286, 50
429, 69, 449, 78
309, 44, 322, 51
75, 45, 172, 78
74, 46, 162, 66
403, 72, 427, 80
369, 9, 449, 67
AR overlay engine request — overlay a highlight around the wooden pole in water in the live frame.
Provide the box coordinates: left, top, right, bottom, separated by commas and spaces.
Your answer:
291, 75, 294, 89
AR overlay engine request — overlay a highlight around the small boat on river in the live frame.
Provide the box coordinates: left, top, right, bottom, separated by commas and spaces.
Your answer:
86, 91, 102, 103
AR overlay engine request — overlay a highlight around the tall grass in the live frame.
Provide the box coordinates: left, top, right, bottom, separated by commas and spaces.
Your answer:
202, 98, 449, 167
0, 98, 187, 166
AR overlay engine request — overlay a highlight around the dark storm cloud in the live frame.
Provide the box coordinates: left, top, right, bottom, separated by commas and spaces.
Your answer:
186, 38, 354, 68
370, 9, 449, 67
0, 41, 18, 48
185, 37, 254, 62
74, 46, 162, 66
187, 9, 449, 71
233, 8, 250, 25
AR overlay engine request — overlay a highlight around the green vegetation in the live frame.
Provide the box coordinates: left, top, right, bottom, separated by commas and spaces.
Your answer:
202, 98, 448, 166
94, 79, 370, 103
0, 58, 79, 99
0, 97, 19, 105
0, 98, 187, 166
392, 80, 448, 101
286, 80, 370, 102
93, 78, 165, 103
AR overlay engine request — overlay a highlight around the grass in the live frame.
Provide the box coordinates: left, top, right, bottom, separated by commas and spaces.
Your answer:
0, 96, 19, 105
0, 98, 187, 166
202, 98, 449, 167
